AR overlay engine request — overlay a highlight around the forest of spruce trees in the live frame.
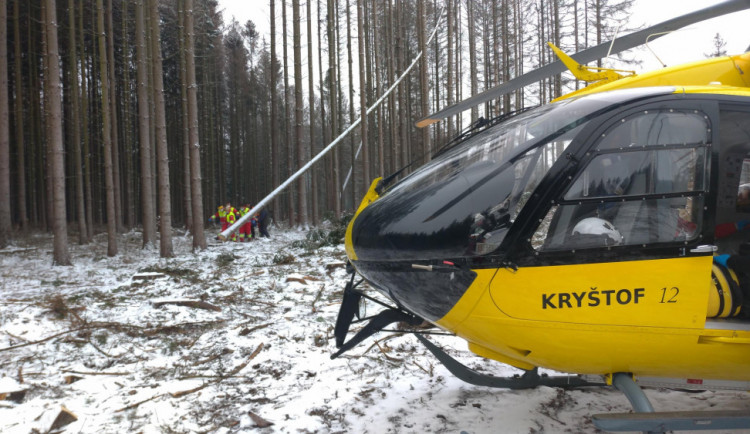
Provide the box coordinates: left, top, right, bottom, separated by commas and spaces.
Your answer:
0, 0, 634, 263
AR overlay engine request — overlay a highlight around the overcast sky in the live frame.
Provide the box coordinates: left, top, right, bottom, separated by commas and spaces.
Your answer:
217, 0, 750, 65
215, 0, 750, 116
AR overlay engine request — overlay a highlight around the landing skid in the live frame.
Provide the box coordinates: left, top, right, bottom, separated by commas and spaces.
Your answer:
593, 373, 750, 433
415, 336, 750, 432
414, 334, 603, 389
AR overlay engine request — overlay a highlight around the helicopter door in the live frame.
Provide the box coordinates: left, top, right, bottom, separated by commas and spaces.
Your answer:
490, 108, 714, 328
711, 107, 750, 319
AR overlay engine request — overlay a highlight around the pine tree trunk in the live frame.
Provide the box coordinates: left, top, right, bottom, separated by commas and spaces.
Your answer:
146, 7, 157, 223
0, 0, 10, 249
97, 0, 118, 257
270, 0, 281, 223
307, 0, 318, 226
42, 1, 53, 233
12, 0, 27, 233
335, 0, 345, 209
281, 0, 295, 224
363, 0, 373, 177
574, 0, 580, 90
291, 0, 307, 226
595, 0, 602, 68
357, 0, 368, 186
446, 0, 455, 138
492, 0, 500, 115
43, 0, 71, 265
515, 0, 523, 108
502, 0, 511, 113
68, 0, 87, 244
136, 0, 155, 247
386, 0, 398, 174
327, 0, 341, 217
79, 1, 94, 241
178, 0, 192, 232
396, 0, 409, 173
417, 0, 429, 164
371, 0, 384, 177
121, 0, 137, 229
107, 0, 122, 233
28, 14, 40, 227
184, 0, 206, 250
149, 0, 173, 257
317, 0, 333, 216
467, 0, 478, 123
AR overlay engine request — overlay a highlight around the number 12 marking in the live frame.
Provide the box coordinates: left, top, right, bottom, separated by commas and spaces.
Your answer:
660, 287, 679, 303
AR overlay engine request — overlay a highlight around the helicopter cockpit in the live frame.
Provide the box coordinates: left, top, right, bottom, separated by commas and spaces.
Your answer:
535, 109, 709, 251
348, 88, 750, 324
349, 89, 655, 263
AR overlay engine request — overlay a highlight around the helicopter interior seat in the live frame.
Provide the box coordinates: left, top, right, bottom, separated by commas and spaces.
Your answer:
609, 173, 649, 245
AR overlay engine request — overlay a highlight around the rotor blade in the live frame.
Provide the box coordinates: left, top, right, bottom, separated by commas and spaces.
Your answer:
417, 0, 750, 128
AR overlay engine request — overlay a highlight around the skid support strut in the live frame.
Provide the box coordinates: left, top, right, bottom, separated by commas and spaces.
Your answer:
613, 373, 655, 413
611, 373, 659, 434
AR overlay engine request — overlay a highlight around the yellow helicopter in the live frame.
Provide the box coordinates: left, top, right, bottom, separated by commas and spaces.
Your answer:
332, 0, 750, 431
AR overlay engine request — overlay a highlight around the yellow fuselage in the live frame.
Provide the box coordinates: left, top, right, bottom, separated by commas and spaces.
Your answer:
435, 258, 750, 380
347, 54, 750, 382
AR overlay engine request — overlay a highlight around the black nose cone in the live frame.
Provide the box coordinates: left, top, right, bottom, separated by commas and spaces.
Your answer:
350, 160, 514, 262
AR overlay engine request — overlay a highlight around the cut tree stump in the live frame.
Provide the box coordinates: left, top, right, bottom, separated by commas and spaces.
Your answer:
49, 405, 77, 430
0, 377, 26, 402
63, 375, 83, 385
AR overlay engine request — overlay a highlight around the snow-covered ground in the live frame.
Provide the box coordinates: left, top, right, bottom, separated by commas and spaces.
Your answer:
0, 224, 747, 433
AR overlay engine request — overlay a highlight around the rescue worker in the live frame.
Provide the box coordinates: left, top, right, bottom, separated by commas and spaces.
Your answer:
251, 213, 259, 239
238, 204, 254, 242
225, 204, 238, 242
208, 205, 227, 240
257, 208, 271, 238
224, 202, 237, 217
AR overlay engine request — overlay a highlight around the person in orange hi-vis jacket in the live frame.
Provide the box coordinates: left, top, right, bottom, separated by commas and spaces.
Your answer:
238, 204, 254, 242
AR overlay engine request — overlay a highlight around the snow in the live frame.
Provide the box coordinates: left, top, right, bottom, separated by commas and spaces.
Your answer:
0, 224, 747, 433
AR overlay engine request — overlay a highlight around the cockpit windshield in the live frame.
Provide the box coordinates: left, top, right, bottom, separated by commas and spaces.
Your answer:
350, 89, 673, 261
385, 91, 638, 197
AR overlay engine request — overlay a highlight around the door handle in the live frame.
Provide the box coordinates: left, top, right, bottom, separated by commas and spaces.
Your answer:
689, 244, 718, 253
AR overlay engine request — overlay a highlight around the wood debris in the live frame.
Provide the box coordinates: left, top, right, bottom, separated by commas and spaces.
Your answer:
132, 272, 166, 280
249, 410, 274, 428
169, 343, 264, 398
64, 375, 83, 385
194, 348, 234, 366
238, 322, 272, 336
325, 262, 346, 273
285, 275, 308, 285
151, 299, 221, 312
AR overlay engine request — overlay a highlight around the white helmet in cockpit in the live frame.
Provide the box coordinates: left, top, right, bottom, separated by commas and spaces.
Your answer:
571, 217, 623, 247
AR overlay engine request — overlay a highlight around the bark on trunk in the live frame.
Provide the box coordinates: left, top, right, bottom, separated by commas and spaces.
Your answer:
149, 0, 173, 257
44, 0, 71, 265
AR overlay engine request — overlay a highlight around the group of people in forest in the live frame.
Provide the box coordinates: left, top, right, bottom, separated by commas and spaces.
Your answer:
209, 201, 270, 242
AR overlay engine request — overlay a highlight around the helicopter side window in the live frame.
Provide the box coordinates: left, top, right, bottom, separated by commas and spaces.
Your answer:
533, 109, 709, 251
596, 111, 709, 150
470, 137, 573, 255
